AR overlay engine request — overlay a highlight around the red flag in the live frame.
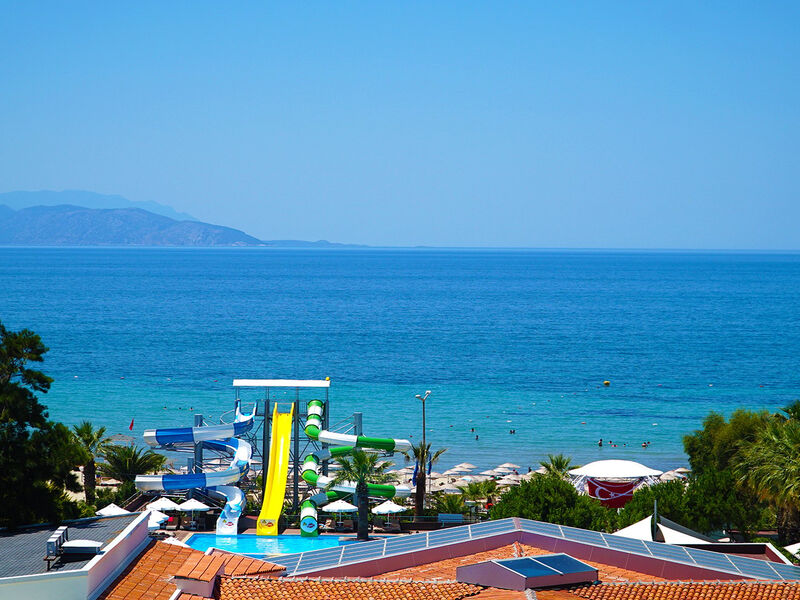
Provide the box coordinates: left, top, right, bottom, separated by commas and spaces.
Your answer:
129, 418, 134, 431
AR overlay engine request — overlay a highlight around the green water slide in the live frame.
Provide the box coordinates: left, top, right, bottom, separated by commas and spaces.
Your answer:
298, 399, 412, 536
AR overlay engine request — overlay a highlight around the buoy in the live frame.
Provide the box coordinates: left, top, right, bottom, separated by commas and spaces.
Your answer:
603, 380, 610, 386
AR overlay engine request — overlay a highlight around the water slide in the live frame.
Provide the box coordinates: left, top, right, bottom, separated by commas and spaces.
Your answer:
135, 402, 255, 535
256, 404, 295, 535
299, 399, 412, 536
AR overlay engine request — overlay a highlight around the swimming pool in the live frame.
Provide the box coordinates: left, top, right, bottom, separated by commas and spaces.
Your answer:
185, 534, 346, 556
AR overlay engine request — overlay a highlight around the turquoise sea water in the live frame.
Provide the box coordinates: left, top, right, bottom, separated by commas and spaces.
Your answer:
1, 248, 799, 471
186, 533, 345, 556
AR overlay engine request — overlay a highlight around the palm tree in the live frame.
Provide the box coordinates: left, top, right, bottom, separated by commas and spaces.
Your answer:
328, 450, 393, 541
98, 444, 167, 484
434, 492, 466, 514
72, 421, 110, 505
460, 479, 499, 507
402, 441, 447, 516
539, 453, 575, 478
734, 419, 800, 544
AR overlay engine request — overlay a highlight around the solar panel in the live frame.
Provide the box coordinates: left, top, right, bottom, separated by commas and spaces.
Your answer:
341, 540, 385, 562
294, 547, 344, 573
470, 520, 516, 536
497, 558, 559, 577
427, 527, 471, 545
519, 519, 563, 537
683, 549, 739, 573
603, 534, 649, 554
560, 525, 606, 546
644, 542, 692, 563
273, 554, 302, 573
771, 562, 800, 580
382, 533, 429, 555
534, 553, 596, 575
727, 555, 782, 580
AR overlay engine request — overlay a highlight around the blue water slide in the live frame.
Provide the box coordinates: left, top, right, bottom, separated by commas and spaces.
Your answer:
135, 403, 255, 535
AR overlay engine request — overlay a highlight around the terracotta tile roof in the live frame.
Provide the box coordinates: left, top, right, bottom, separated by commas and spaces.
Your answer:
98, 541, 285, 600
206, 576, 483, 600
175, 553, 227, 582
538, 581, 800, 600
98, 540, 198, 600
379, 543, 667, 584
208, 549, 286, 577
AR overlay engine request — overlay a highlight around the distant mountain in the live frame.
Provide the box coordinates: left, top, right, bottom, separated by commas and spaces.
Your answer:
0, 204, 264, 246
0, 190, 198, 222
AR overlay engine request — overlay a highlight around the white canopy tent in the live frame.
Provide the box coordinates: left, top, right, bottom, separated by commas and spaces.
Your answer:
568, 460, 663, 478
613, 514, 716, 545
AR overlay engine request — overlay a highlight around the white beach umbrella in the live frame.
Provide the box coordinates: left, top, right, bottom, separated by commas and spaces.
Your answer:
497, 477, 518, 486
178, 499, 211, 512
147, 497, 181, 512
498, 463, 522, 469
372, 500, 407, 515
456, 462, 477, 469
147, 510, 169, 530
96, 503, 130, 517
494, 466, 514, 473
481, 469, 499, 476
324, 499, 358, 513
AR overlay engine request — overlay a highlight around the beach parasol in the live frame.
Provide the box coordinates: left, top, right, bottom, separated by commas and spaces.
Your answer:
456, 462, 477, 469
178, 499, 211, 512
498, 462, 521, 469
324, 499, 358, 513
324, 499, 358, 524
147, 510, 169, 530
496, 477, 518, 486
178, 498, 211, 524
96, 503, 130, 517
481, 469, 499, 476
147, 497, 181, 512
372, 500, 406, 515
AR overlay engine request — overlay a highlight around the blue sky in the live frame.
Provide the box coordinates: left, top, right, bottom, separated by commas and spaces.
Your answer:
1, 2, 798, 248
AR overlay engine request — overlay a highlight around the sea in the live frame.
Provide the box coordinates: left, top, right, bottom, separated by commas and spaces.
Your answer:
1, 247, 799, 472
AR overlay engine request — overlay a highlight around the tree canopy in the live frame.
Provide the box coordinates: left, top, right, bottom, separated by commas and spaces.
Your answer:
490, 474, 615, 532
0, 321, 85, 527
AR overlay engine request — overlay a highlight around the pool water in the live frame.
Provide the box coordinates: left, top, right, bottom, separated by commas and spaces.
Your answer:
186, 534, 345, 556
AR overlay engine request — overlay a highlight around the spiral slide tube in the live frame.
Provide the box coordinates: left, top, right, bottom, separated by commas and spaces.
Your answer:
135, 402, 255, 535
299, 399, 412, 536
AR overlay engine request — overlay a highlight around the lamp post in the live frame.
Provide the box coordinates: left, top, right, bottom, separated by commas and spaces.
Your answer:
415, 391, 432, 502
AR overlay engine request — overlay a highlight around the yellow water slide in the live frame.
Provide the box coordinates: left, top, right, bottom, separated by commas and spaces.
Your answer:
256, 403, 295, 535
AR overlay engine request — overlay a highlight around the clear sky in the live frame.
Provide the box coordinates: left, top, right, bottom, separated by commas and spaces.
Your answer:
1, 2, 798, 248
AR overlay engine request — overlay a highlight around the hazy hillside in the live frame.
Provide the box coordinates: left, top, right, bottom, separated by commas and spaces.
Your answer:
0, 204, 264, 246
0, 190, 198, 221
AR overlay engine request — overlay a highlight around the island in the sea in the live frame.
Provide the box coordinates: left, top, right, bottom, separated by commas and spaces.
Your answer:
0, 190, 361, 248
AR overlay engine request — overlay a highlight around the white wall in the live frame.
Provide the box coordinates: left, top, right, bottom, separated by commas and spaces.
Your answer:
0, 570, 87, 600
87, 512, 150, 600
0, 512, 150, 600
